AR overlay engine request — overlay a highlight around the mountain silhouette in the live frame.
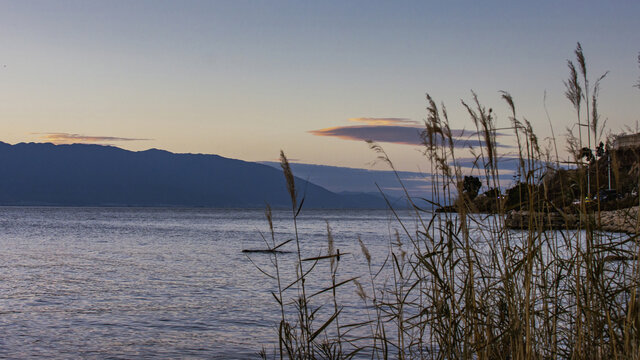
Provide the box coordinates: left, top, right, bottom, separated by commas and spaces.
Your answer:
0, 142, 385, 208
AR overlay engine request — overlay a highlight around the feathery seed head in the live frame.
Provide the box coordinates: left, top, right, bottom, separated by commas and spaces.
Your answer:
279, 150, 297, 209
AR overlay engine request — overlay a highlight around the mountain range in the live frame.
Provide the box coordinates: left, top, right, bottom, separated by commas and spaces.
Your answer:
0, 142, 386, 208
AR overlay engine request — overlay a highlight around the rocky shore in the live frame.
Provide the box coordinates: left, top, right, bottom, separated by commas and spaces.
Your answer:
505, 206, 639, 234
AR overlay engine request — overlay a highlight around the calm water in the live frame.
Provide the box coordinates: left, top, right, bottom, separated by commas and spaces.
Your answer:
0, 207, 416, 359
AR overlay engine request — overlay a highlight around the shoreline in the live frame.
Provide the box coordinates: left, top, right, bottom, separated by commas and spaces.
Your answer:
505, 206, 639, 234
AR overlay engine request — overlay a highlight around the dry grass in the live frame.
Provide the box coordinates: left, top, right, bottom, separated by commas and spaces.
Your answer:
253, 44, 640, 359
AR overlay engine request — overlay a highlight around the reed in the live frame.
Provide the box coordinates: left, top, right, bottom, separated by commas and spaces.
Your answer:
253, 45, 640, 359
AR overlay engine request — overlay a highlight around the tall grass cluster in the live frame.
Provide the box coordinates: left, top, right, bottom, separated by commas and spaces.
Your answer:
253, 44, 640, 359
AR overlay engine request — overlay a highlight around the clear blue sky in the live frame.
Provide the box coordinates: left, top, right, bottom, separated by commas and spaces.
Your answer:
1, 0, 638, 171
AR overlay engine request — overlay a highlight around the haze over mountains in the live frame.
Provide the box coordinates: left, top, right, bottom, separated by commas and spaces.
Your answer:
0, 142, 388, 208
260, 161, 427, 199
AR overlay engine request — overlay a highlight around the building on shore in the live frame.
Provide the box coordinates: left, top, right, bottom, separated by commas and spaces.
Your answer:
612, 132, 640, 150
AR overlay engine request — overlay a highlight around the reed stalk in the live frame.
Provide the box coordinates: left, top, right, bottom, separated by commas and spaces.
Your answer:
253, 45, 639, 359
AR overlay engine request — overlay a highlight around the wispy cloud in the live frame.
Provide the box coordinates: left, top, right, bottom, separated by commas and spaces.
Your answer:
347, 117, 419, 126
309, 125, 425, 145
310, 123, 511, 148
36, 133, 152, 145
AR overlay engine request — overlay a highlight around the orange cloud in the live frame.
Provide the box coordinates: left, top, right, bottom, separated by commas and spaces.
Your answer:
347, 117, 419, 126
36, 133, 152, 145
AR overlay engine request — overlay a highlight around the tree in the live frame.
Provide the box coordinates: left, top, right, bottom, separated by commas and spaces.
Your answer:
462, 175, 482, 200
483, 188, 501, 199
580, 147, 594, 163
595, 141, 605, 158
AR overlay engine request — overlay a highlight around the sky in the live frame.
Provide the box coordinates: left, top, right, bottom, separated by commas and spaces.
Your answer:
0, 0, 638, 172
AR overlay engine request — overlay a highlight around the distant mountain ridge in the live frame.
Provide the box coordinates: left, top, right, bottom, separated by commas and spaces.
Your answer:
0, 142, 385, 208
260, 161, 427, 199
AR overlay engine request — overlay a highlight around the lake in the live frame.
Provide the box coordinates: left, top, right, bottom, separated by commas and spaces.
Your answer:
0, 207, 417, 359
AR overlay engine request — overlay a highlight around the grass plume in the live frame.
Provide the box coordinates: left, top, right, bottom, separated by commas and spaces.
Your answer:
254, 45, 640, 359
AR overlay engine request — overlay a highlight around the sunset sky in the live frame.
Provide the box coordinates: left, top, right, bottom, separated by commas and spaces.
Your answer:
1, 1, 638, 171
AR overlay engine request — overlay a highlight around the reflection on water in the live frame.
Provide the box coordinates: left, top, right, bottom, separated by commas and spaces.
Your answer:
0, 207, 412, 359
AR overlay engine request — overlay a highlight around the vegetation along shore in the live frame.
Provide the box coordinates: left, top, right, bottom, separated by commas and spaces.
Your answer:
251, 44, 640, 359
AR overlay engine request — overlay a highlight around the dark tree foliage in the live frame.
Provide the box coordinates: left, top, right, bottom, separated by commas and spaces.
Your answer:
483, 188, 501, 199
580, 147, 595, 163
462, 175, 482, 200
595, 142, 605, 158
505, 182, 538, 210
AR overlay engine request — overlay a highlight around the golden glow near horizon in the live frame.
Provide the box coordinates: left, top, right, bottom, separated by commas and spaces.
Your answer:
34, 133, 152, 145
0, 2, 638, 171
347, 117, 419, 126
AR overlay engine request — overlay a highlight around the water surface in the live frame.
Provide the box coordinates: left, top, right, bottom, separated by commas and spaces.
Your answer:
0, 207, 412, 359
